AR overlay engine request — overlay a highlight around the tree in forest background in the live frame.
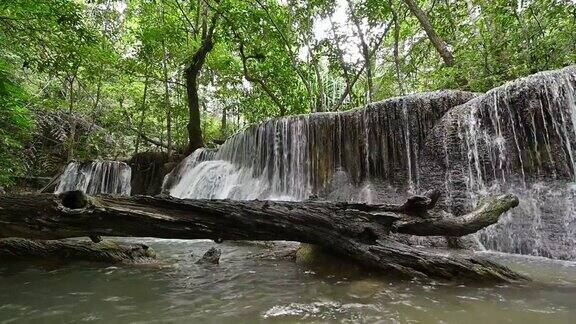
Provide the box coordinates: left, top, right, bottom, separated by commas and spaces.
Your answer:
0, 0, 574, 187
0, 57, 33, 186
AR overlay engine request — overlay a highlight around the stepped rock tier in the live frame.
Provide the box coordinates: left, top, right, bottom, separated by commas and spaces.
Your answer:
164, 90, 477, 201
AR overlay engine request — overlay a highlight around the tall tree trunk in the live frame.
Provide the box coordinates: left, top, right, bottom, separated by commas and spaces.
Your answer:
185, 14, 219, 154
185, 69, 204, 153
329, 18, 354, 109
114, 97, 125, 160
66, 74, 77, 162
390, 1, 405, 94
162, 45, 172, 157
92, 80, 102, 120
161, 0, 173, 156
403, 0, 455, 67
221, 104, 227, 138
347, 0, 374, 103
85, 79, 103, 139
465, 0, 480, 35
134, 75, 150, 155
309, 47, 325, 112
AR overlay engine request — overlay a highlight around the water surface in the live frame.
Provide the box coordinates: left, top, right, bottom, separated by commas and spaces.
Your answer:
1, 239, 576, 323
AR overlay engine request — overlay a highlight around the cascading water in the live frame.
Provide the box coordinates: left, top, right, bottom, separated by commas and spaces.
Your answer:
164, 90, 477, 201
56, 160, 132, 196
421, 65, 576, 259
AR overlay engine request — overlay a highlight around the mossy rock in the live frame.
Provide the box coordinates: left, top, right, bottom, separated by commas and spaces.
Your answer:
296, 243, 363, 277
0, 238, 157, 264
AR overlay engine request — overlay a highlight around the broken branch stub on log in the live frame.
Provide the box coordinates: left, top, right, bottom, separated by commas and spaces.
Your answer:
0, 190, 525, 282
393, 193, 520, 236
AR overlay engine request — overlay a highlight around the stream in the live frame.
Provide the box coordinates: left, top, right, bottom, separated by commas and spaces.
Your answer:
1, 239, 576, 323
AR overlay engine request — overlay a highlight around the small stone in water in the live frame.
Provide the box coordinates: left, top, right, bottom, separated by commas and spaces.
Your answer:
196, 247, 221, 264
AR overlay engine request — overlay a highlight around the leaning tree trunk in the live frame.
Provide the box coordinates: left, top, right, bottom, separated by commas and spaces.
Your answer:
403, 0, 455, 67
0, 190, 526, 282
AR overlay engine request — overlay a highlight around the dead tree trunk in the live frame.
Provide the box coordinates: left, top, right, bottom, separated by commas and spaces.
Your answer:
0, 191, 525, 282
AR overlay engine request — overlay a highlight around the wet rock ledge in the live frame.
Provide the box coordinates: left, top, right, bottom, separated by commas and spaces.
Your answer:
0, 238, 156, 264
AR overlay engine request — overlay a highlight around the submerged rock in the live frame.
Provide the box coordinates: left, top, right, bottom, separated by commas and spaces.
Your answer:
295, 243, 363, 277
347, 279, 383, 299
249, 241, 299, 261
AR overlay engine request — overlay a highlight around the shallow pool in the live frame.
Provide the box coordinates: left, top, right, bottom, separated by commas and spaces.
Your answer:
1, 239, 575, 323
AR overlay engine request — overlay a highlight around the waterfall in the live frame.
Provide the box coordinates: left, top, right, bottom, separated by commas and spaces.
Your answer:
422, 65, 576, 259
164, 65, 576, 260
475, 182, 576, 259
56, 161, 132, 196
164, 90, 477, 201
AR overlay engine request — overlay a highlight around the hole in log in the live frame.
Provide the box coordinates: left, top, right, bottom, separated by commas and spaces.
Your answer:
60, 190, 89, 209
358, 227, 379, 244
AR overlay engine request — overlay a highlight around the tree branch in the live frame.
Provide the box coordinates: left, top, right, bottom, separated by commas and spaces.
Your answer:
331, 22, 392, 111
403, 0, 455, 66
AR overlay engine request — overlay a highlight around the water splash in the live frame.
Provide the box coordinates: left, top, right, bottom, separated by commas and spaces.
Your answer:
55, 161, 131, 196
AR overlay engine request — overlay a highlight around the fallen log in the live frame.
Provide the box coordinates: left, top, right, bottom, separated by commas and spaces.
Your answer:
0, 238, 156, 263
0, 191, 526, 282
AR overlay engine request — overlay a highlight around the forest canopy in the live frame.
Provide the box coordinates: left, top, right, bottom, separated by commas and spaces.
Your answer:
0, 0, 575, 187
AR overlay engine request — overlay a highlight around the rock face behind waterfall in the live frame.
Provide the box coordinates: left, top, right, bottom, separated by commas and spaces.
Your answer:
56, 161, 131, 196
420, 65, 576, 259
164, 90, 477, 201
129, 152, 172, 195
